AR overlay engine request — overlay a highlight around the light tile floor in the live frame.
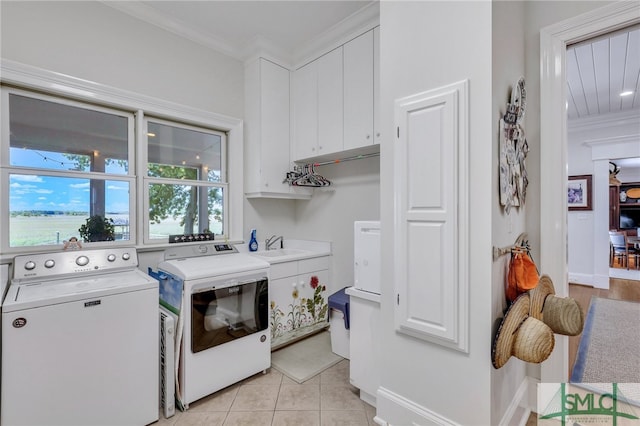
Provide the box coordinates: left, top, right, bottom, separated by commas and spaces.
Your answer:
154, 359, 377, 426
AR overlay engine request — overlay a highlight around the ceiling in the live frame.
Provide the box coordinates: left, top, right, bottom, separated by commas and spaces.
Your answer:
566, 25, 640, 121
104, 0, 377, 64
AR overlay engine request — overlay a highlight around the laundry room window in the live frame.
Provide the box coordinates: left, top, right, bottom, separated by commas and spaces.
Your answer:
1, 88, 135, 250
144, 118, 227, 243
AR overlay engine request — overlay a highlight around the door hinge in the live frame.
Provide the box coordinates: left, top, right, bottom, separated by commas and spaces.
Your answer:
397, 293, 400, 305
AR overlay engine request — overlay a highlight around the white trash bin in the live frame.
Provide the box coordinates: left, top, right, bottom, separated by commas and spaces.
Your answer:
328, 287, 350, 359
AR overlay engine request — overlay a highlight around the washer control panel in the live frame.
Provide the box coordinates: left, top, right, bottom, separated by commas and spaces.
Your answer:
13, 247, 138, 280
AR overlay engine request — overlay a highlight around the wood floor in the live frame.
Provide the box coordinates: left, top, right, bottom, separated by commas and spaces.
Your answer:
611, 252, 639, 269
568, 277, 640, 380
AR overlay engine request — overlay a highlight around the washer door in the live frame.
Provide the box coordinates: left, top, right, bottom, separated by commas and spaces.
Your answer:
191, 278, 268, 353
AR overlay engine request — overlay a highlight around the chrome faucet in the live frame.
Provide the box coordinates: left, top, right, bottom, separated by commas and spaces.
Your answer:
265, 235, 284, 251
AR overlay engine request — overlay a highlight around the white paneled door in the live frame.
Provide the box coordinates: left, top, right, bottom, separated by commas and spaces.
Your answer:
393, 80, 469, 353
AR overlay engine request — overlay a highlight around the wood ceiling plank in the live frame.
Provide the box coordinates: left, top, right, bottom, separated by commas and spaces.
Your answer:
621, 28, 640, 110
566, 49, 589, 118
591, 38, 611, 115
609, 32, 628, 114
575, 43, 599, 115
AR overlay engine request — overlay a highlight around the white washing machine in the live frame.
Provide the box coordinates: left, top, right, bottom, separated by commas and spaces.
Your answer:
1, 248, 159, 426
150, 242, 270, 410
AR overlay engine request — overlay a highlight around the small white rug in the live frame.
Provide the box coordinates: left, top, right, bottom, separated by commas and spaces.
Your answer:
271, 331, 343, 383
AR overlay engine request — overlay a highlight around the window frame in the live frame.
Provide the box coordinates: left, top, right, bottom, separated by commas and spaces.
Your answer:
0, 87, 136, 254
0, 60, 244, 259
142, 115, 229, 245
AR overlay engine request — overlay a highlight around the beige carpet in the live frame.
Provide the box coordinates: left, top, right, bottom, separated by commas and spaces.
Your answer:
571, 297, 640, 384
271, 331, 343, 383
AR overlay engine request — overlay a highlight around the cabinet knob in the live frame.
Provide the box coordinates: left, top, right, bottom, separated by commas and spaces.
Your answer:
366, 134, 371, 140
376, 132, 381, 137
319, 145, 323, 150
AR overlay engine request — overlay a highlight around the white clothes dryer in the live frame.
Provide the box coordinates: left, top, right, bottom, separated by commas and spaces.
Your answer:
151, 242, 270, 410
1, 248, 159, 426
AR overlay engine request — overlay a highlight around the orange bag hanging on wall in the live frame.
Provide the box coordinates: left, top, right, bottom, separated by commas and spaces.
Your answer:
506, 250, 539, 303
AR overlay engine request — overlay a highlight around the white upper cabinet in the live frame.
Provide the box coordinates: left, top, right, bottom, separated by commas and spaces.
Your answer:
245, 58, 310, 199
317, 47, 344, 158
344, 29, 374, 150
292, 60, 317, 161
373, 26, 380, 143
293, 27, 379, 162
293, 47, 344, 161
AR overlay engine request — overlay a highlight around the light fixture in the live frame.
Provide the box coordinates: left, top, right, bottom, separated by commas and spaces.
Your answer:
620, 90, 634, 97
147, 132, 156, 137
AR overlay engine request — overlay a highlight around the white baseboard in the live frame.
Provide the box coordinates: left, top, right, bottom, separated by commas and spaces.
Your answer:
568, 272, 594, 286
498, 376, 536, 426
592, 273, 609, 289
375, 387, 460, 426
568, 272, 609, 289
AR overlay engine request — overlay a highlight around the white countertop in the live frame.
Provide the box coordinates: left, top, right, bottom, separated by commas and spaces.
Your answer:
237, 239, 331, 264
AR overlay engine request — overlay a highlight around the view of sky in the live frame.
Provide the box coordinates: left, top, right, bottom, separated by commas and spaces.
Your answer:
9, 148, 130, 213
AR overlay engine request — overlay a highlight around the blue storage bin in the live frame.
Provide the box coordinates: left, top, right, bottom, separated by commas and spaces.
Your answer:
328, 287, 350, 329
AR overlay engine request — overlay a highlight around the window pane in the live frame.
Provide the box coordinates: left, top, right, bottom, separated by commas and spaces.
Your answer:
148, 183, 223, 239
9, 174, 131, 247
147, 121, 222, 182
9, 94, 129, 174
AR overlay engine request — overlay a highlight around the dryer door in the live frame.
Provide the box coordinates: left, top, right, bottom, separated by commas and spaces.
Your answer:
191, 278, 268, 353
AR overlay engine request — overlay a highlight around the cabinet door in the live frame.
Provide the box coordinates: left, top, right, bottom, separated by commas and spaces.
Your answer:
317, 47, 344, 156
269, 276, 299, 347
373, 26, 380, 144
344, 30, 374, 150
610, 185, 619, 230
297, 269, 330, 327
293, 61, 318, 160
260, 59, 291, 192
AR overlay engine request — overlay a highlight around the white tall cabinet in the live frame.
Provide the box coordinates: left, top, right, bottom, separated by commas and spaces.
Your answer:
293, 47, 344, 161
244, 58, 310, 199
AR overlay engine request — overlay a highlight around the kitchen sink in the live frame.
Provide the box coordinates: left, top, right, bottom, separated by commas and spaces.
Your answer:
252, 248, 308, 258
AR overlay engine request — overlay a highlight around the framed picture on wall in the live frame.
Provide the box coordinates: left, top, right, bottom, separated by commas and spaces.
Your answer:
568, 175, 592, 211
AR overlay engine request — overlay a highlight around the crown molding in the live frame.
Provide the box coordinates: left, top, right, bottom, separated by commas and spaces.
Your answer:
100, 1, 241, 59
101, 0, 379, 67
568, 108, 640, 133
292, 2, 380, 68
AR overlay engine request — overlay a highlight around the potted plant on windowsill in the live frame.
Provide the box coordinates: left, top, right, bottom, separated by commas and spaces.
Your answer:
78, 215, 116, 242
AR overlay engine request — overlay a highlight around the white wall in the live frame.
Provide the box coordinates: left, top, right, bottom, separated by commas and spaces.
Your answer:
491, 2, 529, 424
241, 157, 380, 297
294, 157, 380, 294
379, 2, 493, 424
0, 1, 244, 118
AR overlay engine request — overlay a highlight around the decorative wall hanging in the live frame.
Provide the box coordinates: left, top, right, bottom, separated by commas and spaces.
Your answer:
568, 174, 592, 211
609, 161, 621, 186
499, 77, 529, 214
